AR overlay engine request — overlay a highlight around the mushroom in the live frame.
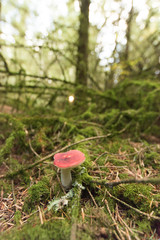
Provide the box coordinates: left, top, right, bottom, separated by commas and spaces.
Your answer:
53, 150, 85, 189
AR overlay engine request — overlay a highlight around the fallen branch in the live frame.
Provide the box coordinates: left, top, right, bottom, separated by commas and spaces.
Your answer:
0, 134, 111, 180
92, 178, 160, 187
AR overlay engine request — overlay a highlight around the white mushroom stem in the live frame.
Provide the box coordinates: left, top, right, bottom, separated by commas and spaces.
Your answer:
61, 168, 72, 189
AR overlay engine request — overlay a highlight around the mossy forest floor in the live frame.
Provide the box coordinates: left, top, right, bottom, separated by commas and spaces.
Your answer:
0, 78, 160, 240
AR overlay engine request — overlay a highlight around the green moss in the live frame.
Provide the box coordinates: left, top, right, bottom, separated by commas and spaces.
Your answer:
14, 210, 21, 225
22, 116, 67, 134
119, 173, 130, 179
22, 116, 48, 129
93, 79, 160, 136
113, 183, 153, 212
65, 122, 78, 136
90, 89, 118, 112
138, 110, 160, 134
153, 193, 160, 201
79, 126, 98, 137
0, 180, 12, 197
115, 79, 159, 109
105, 109, 139, 135
107, 139, 132, 154
68, 184, 82, 219
73, 166, 93, 186
95, 155, 107, 166
102, 109, 120, 127
81, 110, 94, 120
1, 219, 71, 240
144, 88, 160, 112
23, 177, 51, 213
137, 219, 151, 233
144, 151, 160, 169
0, 114, 26, 163
0, 132, 15, 163
31, 128, 53, 153
76, 231, 92, 240
8, 157, 21, 171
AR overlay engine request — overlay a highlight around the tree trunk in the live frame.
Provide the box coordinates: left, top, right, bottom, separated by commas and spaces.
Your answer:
0, 0, 1, 49
124, 0, 133, 61
75, 0, 90, 105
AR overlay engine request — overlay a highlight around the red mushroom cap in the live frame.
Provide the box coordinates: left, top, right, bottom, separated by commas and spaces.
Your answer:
53, 150, 85, 169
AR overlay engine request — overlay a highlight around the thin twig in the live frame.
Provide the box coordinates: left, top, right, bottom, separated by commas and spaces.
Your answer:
28, 139, 41, 158
81, 208, 85, 222
11, 180, 16, 205
87, 187, 98, 208
94, 151, 108, 163
113, 230, 122, 240
38, 206, 44, 224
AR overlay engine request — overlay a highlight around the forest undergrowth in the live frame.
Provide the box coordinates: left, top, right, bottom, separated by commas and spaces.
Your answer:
0, 78, 160, 240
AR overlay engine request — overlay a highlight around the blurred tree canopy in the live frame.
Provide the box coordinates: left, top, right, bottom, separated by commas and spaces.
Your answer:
0, 0, 159, 110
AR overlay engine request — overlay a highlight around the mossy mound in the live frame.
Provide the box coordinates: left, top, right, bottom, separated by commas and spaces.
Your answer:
23, 177, 51, 213
1, 219, 71, 240
113, 183, 153, 212
115, 79, 160, 110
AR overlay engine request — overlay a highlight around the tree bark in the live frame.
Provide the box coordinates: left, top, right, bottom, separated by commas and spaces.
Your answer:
124, 0, 133, 61
0, 0, 2, 49
75, 0, 90, 104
